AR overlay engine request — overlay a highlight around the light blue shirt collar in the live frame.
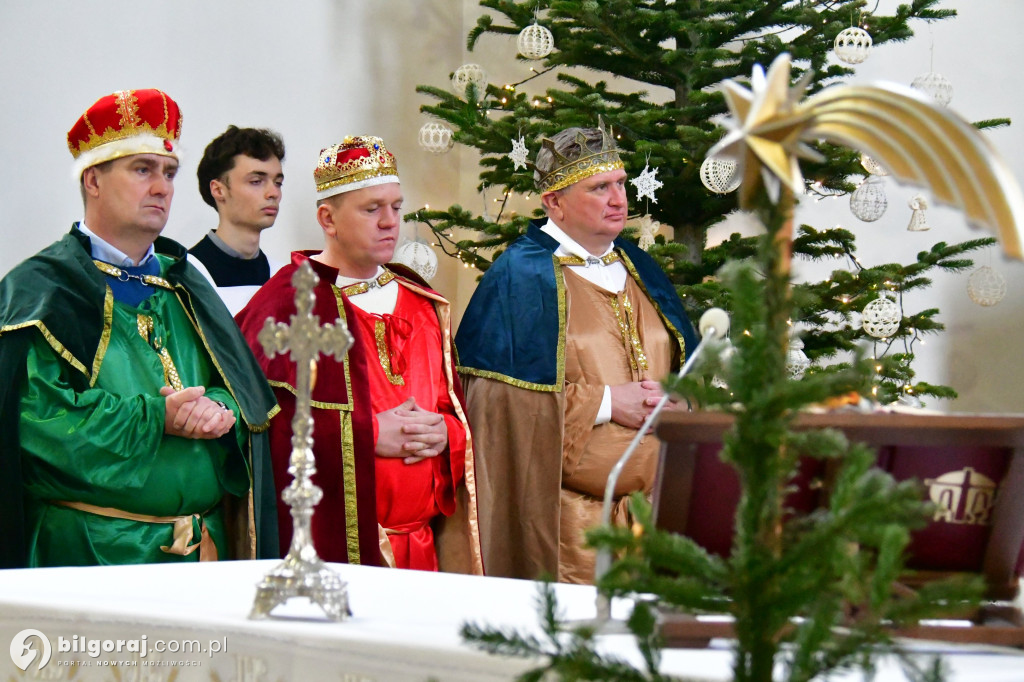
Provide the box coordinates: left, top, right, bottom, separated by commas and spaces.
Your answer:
77, 222, 156, 267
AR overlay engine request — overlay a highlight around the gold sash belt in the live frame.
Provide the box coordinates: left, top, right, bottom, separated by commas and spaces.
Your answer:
52, 500, 218, 561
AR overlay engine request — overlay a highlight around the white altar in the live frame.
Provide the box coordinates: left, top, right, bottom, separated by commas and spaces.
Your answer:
1, 561, 1021, 681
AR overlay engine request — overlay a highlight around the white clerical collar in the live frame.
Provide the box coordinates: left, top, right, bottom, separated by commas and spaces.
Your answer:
78, 222, 156, 267
541, 219, 616, 263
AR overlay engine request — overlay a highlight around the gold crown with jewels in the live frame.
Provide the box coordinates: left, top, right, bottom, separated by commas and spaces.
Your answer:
314, 135, 399, 200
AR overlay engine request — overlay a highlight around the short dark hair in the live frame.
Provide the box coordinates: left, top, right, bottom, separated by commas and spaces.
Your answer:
197, 125, 285, 208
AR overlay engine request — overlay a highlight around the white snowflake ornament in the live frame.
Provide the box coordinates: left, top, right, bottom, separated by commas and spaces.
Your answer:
508, 135, 529, 171
630, 164, 663, 204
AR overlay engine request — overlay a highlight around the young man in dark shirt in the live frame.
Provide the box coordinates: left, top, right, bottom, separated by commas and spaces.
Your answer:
189, 126, 285, 314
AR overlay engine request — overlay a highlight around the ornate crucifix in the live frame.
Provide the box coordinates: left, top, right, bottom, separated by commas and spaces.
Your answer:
250, 261, 354, 622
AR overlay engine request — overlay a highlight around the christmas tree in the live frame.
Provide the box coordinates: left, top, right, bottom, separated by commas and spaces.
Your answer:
410, 2, 1019, 680
412, 0, 1003, 403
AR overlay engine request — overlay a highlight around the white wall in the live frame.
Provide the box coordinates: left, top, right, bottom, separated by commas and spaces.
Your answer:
790, 1, 1024, 413
1, 0, 1020, 413
0, 0, 465, 297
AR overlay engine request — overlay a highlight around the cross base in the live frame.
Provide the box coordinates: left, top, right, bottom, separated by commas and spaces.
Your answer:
249, 554, 351, 622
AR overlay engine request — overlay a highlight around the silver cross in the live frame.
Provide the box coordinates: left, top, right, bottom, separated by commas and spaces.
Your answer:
250, 261, 354, 622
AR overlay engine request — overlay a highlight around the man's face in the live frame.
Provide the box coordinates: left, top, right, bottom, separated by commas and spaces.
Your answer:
324, 182, 403, 274
549, 168, 628, 244
212, 154, 283, 230
88, 154, 178, 239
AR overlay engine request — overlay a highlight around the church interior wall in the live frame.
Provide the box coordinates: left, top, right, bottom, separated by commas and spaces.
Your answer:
0, 0, 1020, 413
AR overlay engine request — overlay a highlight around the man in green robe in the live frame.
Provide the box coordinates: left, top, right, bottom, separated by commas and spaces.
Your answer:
0, 88, 279, 568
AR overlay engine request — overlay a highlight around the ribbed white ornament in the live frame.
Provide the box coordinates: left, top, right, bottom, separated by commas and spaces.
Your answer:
862, 295, 901, 339
451, 63, 488, 98
967, 266, 1007, 307
834, 27, 872, 64
418, 121, 454, 154
517, 22, 554, 59
700, 156, 740, 194
850, 179, 887, 222
393, 239, 439, 281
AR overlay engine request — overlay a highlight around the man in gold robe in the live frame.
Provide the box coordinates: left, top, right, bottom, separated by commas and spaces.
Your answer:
455, 124, 697, 583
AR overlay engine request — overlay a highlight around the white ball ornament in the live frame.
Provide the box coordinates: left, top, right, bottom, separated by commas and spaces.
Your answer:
450, 63, 488, 98
911, 72, 954, 107
860, 154, 888, 177
850, 179, 887, 222
967, 266, 1007, 307
418, 121, 454, 154
393, 239, 439, 281
862, 295, 902, 339
517, 22, 554, 60
834, 27, 872, 64
700, 156, 741, 194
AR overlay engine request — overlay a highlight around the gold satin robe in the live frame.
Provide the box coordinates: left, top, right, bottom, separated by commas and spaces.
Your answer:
464, 267, 676, 584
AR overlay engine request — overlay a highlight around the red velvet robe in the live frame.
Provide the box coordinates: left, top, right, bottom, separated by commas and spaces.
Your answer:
236, 252, 482, 573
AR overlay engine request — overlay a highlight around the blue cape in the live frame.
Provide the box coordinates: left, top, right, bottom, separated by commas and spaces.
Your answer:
455, 222, 697, 390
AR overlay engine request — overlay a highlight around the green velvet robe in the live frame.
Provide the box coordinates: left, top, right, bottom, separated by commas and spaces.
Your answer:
0, 226, 280, 568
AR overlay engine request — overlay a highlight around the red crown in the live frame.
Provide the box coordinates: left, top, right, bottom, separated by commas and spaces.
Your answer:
67, 89, 183, 177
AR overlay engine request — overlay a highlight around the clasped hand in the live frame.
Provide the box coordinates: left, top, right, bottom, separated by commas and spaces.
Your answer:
610, 379, 676, 429
375, 396, 448, 465
161, 385, 236, 439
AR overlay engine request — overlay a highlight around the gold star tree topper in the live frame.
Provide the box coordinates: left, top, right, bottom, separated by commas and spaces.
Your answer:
709, 53, 1024, 261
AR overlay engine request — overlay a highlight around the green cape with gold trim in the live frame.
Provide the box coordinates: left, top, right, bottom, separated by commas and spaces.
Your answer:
0, 226, 279, 568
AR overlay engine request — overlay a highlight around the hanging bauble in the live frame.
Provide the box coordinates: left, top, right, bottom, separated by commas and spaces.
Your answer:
850, 178, 887, 222
907, 194, 931, 232
393, 238, 439, 281
967, 265, 1007, 307
834, 27, 872, 64
786, 336, 811, 380
636, 214, 661, 251
862, 294, 902, 339
700, 156, 740, 194
418, 121, 454, 154
450, 63, 488, 98
911, 72, 954, 107
860, 154, 889, 176
517, 22, 554, 60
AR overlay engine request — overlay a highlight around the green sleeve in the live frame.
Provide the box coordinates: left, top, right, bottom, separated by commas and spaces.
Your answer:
19, 335, 166, 491
204, 386, 249, 469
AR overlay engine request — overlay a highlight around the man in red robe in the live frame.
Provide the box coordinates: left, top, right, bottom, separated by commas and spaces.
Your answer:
236, 136, 482, 573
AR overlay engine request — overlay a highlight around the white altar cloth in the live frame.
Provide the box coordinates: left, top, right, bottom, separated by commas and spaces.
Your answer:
0, 560, 1021, 681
